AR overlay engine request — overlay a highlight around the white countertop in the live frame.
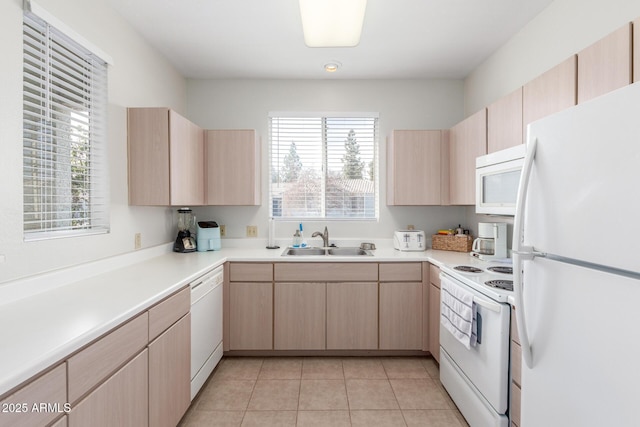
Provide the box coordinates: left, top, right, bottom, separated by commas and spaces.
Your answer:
0, 243, 476, 397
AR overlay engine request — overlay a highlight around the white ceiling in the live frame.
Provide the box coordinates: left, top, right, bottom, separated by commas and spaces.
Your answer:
108, 0, 554, 80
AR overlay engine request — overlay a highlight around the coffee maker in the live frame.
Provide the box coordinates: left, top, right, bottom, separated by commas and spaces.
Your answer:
471, 222, 507, 260
174, 208, 196, 253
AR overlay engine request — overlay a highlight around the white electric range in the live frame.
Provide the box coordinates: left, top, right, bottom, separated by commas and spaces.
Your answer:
438, 259, 514, 427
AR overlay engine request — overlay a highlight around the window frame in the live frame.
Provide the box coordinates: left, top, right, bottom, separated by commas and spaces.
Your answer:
22, 7, 110, 241
268, 112, 379, 221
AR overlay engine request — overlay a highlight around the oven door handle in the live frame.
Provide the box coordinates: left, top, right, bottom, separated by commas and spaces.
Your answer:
473, 296, 501, 313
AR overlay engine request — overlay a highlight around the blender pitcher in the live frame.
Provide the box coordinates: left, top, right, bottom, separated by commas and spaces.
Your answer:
174, 208, 197, 252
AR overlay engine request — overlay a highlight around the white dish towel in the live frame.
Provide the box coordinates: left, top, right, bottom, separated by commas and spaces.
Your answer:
441, 278, 477, 350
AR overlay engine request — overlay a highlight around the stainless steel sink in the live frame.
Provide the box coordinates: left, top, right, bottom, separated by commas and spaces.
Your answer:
281, 247, 372, 256
282, 247, 327, 256
327, 247, 372, 256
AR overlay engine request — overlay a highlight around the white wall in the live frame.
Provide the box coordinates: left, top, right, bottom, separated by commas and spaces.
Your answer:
0, 0, 186, 283
462, 0, 640, 247
186, 79, 468, 243
464, 0, 640, 115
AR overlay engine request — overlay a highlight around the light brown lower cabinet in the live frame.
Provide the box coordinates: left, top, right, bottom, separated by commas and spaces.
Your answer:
428, 264, 441, 362
68, 350, 148, 427
326, 282, 378, 350
225, 262, 429, 353
229, 282, 273, 350
149, 313, 191, 427
1, 286, 191, 427
379, 282, 423, 350
274, 282, 326, 350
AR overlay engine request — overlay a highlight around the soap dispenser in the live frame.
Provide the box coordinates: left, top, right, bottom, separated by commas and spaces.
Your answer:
292, 229, 301, 248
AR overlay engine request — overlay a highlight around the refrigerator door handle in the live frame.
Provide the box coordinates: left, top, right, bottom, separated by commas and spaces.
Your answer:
513, 138, 538, 369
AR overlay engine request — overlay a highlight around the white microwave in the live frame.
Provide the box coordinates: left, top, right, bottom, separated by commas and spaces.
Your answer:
475, 144, 526, 216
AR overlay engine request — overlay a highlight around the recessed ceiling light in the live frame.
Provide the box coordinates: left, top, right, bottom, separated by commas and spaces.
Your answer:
299, 0, 367, 47
324, 62, 341, 73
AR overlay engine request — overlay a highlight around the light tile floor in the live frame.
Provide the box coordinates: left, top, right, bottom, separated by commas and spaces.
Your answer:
180, 356, 469, 427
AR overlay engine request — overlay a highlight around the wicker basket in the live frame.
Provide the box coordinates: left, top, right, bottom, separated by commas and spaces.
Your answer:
432, 234, 474, 252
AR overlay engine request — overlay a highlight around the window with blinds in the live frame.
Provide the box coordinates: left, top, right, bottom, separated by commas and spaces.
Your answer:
23, 12, 109, 240
269, 114, 379, 220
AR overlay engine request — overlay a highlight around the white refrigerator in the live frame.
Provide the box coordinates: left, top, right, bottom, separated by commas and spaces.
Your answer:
513, 82, 640, 427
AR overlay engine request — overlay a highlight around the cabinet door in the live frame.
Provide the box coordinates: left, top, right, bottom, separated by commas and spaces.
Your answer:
69, 350, 148, 427
578, 23, 632, 104
387, 130, 443, 205
149, 313, 191, 427
205, 129, 260, 205
379, 282, 422, 350
127, 108, 170, 205
229, 282, 273, 350
274, 282, 326, 350
127, 107, 204, 206
449, 109, 487, 205
487, 88, 523, 153
523, 56, 577, 140
169, 110, 205, 206
428, 283, 440, 363
326, 282, 378, 350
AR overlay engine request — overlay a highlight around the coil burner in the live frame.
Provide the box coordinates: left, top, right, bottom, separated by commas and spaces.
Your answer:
487, 266, 513, 275
485, 279, 514, 291
454, 265, 483, 273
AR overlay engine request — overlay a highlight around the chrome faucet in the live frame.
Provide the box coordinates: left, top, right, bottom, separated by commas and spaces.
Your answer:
311, 226, 330, 247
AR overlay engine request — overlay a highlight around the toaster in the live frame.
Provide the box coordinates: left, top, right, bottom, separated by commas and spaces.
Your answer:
393, 230, 426, 251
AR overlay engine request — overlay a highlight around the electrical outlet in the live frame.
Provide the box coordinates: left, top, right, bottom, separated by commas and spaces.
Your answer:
134, 233, 142, 250
246, 225, 258, 237
407, 224, 415, 230
219, 225, 226, 237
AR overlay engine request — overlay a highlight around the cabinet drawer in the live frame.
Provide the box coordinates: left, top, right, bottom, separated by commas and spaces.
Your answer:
429, 264, 441, 288
511, 341, 522, 387
229, 263, 273, 282
67, 313, 148, 403
0, 363, 66, 427
149, 286, 190, 341
274, 263, 378, 282
379, 263, 422, 282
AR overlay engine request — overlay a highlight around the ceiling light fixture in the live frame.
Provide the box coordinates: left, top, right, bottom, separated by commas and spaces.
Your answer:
324, 62, 341, 73
299, 0, 367, 47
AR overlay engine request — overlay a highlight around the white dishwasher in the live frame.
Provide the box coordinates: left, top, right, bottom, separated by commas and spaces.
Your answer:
190, 265, 224, 400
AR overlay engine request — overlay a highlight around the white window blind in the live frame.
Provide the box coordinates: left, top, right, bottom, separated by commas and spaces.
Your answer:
269, 114, 378, 219
23, 12, 109, 240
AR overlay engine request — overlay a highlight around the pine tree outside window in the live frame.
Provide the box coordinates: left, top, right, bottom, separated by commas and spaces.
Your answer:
269, 114, 379, 220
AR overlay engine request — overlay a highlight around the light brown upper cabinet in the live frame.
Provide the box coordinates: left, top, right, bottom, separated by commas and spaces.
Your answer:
205, 130, 261, 205
578, 22, 632, 104
523, 56, 577, 141
387, 130, 448, 205
487, 87, 523, 153
634, 18, 640, 83
127, 108, 205, 206
449, 109, 487, 205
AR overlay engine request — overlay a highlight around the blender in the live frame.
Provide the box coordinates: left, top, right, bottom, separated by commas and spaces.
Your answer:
174, 208, 197, 253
